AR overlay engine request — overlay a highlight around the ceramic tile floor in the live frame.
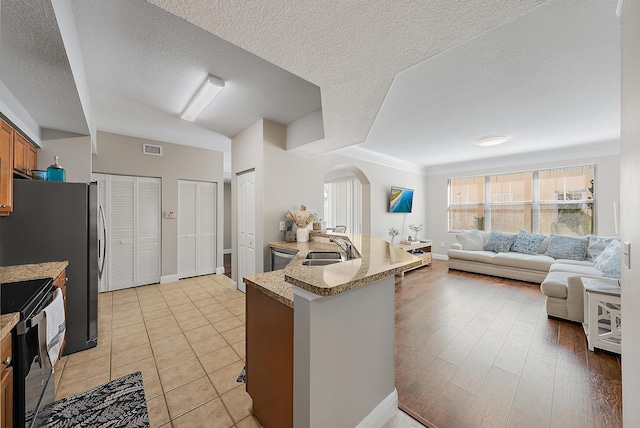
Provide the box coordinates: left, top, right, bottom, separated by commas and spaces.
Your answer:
53, 274, 421, 427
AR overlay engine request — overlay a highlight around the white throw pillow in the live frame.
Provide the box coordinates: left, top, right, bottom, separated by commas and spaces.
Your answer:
456, 230, 484, 251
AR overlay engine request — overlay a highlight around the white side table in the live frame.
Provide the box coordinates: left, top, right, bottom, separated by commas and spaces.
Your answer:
581, 277, 621, 354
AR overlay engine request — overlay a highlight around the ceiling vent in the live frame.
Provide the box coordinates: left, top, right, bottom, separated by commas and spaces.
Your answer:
143, 143, 163, 156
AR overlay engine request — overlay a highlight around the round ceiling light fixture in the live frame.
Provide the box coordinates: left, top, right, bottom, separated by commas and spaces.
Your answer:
476, 135, 511, 147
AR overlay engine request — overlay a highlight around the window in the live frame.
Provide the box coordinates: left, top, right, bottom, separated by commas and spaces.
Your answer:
448, 165, 595, 236
323, 177, 362, 234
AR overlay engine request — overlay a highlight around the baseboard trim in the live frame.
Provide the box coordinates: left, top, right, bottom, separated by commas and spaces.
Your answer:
160, 274, 180, 284
216, 267, 225, 274
355, 389, 398, 428
433, 253, 448, 261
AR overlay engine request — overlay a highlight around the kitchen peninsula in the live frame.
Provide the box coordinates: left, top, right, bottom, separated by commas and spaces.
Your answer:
243, 234, 420, 428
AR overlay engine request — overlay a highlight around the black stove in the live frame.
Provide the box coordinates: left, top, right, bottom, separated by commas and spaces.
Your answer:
1, 278, 54, 317
1, 277, 57, 428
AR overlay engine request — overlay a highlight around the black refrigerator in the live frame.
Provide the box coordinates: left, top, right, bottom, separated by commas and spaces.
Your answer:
0, 179, 99, 355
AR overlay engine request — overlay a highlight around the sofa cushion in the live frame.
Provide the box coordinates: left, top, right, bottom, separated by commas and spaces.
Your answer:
537, 235, 551, 254
510, 230, 547, 255
544, 234, 589, 260
483, 232, 517, 253
585, 235, 618, 261
447, 249, 497, 264
541, 272, 573, 299
549, 262, 604, 276
592, 239, 621, 279
456, 230, 484, 251
493, 252, 555, 271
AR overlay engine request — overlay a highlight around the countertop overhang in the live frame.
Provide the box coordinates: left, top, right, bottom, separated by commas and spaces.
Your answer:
243, 235, 421, 308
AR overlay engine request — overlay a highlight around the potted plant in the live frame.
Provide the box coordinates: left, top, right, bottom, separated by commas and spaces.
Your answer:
408, 224, 423, 241
287, 205, 316, 243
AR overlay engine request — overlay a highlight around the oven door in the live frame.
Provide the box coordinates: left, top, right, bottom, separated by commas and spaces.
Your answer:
16, 308, 55, 428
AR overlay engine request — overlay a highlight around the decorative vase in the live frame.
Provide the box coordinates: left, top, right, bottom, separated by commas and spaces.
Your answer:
285, 231, 296, 242
296, 227, 310, 243
414, 232, 419, 241
390, 236, 396, 245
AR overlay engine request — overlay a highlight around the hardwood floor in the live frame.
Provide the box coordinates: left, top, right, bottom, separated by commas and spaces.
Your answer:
395, 260, 622, 428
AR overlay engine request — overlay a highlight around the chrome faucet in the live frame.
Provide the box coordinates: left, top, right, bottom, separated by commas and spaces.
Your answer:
330, 236, 353, 259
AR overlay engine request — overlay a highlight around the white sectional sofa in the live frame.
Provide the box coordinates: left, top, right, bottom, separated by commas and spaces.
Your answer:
448, 230, 620, 322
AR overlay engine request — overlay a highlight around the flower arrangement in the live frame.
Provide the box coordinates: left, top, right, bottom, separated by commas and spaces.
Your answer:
408, 224, 423, 234
287, 204, 316, 228
388, 227, 399, 238
409, 223, 423, 240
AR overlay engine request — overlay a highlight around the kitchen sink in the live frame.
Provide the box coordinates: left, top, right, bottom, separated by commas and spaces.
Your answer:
302, 251, 344, 266
301, 259, 342, 266
304, 252, 342, 260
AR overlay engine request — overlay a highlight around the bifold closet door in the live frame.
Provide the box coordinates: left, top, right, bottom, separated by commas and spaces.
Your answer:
92, 173, 161, 291
109, 175, 136, 291
137, 177, 161, 285
178, 180, 217, 278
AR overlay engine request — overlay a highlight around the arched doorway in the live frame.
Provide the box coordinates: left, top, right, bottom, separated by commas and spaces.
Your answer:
323, 165, 371, 235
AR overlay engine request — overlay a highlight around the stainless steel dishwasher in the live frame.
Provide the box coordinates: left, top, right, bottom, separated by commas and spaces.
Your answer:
271, 248, 296, 271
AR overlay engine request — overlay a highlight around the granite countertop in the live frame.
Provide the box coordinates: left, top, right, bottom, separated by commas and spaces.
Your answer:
0, 313, 20, 342
0, 261, 69, 339
243, 235, 421, 308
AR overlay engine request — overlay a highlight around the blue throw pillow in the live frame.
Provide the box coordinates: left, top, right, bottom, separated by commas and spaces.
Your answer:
593, 239, 621, 279
543, 234, 589, 260
510, 230, 546, 255
585, 235, 619, 261
483, 232, 517, 253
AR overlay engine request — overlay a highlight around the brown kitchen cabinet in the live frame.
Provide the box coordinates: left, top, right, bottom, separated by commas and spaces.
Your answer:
246, 286, 293, 428
1, 334, 13, 428
13, 132, 37, 178
53, 269, 67, 357
0, 120, 13, 215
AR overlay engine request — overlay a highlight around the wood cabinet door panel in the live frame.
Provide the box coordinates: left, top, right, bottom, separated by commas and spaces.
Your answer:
0, 121, 13, 213
13, 133, 26, 173
26, 144, 37, 175
1, 334, 13, 428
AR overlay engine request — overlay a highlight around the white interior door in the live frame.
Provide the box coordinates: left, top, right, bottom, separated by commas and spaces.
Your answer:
178, 180, 217, 279
93, 173, 161, 291
237, 170, 256, 292
179, 180, 198, 278
137, 177, 161, 285
109, 175, 135, 291
197, 182, 217, 276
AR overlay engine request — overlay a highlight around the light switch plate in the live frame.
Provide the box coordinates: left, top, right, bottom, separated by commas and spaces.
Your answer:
165, 211, 176, 219
279, 221, 286, 231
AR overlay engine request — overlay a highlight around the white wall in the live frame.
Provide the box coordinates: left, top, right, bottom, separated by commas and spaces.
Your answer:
92, 131, 224, 278
232, 119, 429, 280
620, 2, 640, 425
425, 154, 621, 257
38, 134, 92, 183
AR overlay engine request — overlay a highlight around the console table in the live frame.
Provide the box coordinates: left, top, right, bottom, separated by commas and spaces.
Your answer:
581, 277, 621, 354
396, 240, 432, 275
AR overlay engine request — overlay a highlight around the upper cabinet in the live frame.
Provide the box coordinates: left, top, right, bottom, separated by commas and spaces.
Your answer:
0, 120, 14, 215
13, 132, 37, 178
0, 118, 40, 216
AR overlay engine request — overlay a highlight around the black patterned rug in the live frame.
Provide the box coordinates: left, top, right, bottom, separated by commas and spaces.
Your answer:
37, 371, 149, 427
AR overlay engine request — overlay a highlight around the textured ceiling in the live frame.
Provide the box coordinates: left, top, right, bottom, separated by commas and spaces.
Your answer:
0, 0, 621, 174
69, 0, 322, 154
146, 0, 547, 153
361, 0, 620, 172
0, 0, 88, 136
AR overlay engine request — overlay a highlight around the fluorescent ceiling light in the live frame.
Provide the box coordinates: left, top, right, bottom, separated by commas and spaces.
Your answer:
476, 135, 510, 147
181, 75, 225, 121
